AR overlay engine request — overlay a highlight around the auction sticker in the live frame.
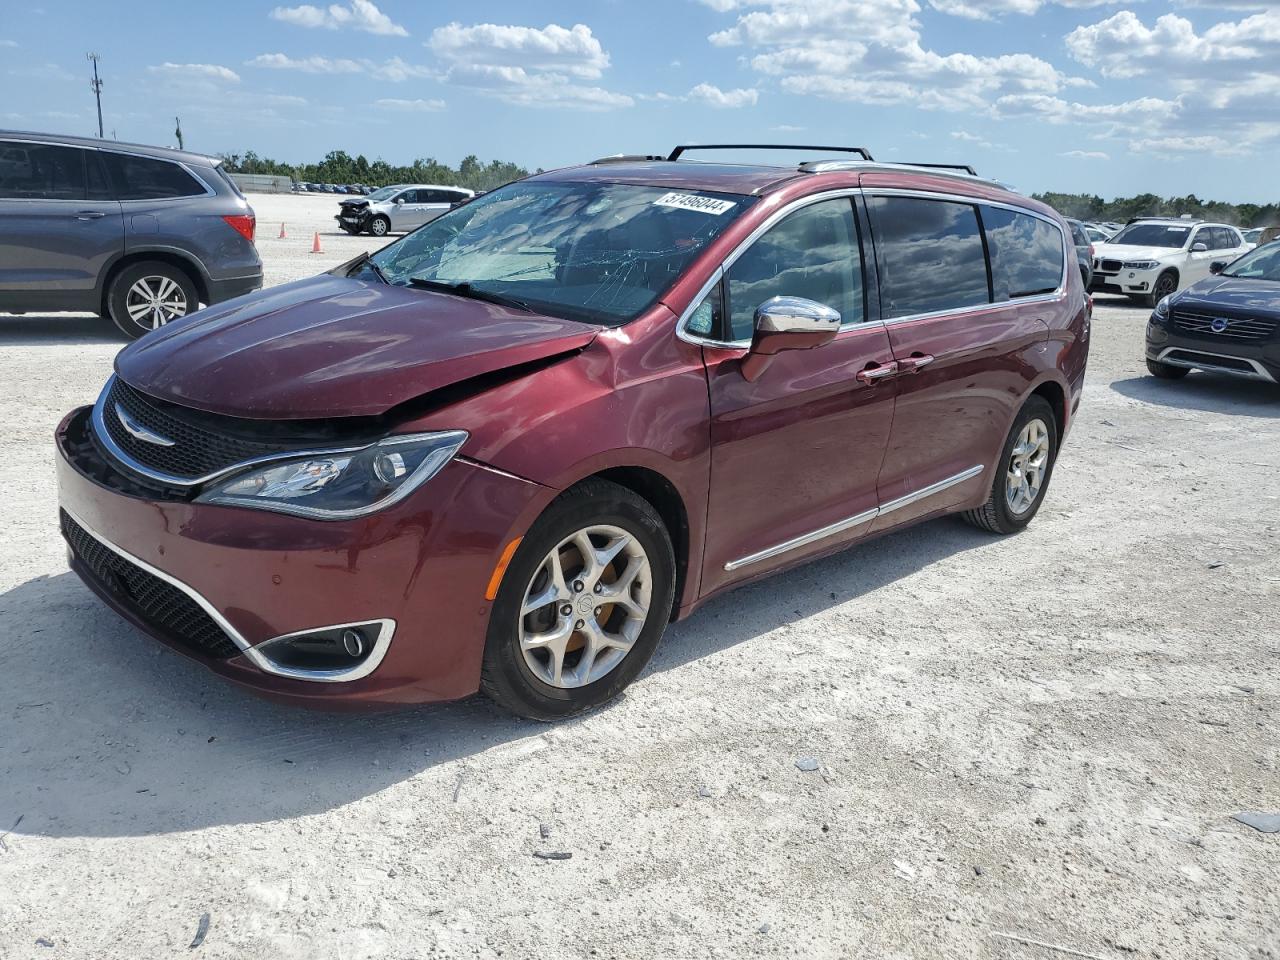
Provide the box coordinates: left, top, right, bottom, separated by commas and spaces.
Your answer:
654, 192, 736, 215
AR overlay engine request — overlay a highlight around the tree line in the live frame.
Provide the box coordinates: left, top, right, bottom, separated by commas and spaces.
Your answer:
1032, 192, 1280, 228
219, 150, 536, 194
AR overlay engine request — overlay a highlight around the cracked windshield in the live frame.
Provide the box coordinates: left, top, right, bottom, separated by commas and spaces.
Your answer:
369, 181, 754, 324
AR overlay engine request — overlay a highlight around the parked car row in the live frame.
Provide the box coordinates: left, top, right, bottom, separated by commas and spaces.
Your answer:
295, 182, 373, 195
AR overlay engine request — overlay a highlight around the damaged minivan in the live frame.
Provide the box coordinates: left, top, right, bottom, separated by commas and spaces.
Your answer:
56, 146, 1090, 719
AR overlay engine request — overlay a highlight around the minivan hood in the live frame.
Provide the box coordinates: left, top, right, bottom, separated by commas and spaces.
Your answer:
1178, 274, 1280, 313
339, 198, 369, 210
1094, 243, 1180, 261
115, 274, 599, 419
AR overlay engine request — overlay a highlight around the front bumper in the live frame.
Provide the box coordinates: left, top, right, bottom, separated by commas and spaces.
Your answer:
1146, 321, 1280, 383
207, 270, 263, 305
1089, 264, 1160, 296
335, 210, 371, 231
55, 406, 547, 708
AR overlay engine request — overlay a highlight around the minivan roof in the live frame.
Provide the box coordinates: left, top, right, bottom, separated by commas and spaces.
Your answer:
0, 129, 220, 167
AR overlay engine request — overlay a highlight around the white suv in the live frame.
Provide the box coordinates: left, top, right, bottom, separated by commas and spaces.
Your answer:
1090, 218, 1250, 307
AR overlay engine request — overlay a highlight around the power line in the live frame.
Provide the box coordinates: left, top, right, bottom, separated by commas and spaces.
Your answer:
86, 52, 103, 138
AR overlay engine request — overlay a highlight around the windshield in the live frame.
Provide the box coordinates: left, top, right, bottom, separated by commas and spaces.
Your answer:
1223, 242, 1280, 281
367, 181, 755, 325
368, 186, 400, 202
1108, 223, 1192, 248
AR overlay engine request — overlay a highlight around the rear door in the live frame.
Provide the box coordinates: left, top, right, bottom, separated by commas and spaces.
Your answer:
700, 194, 898, 595
864, 193, 1058, 533
417, 189, 458, 225
0, 140, 122, 311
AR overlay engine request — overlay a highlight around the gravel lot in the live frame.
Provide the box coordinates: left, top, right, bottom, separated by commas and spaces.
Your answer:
1, 192, 1276, 960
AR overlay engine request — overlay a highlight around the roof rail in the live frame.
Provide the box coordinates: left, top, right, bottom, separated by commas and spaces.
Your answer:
893, 161, 977, 176
589, 154, 667, 164
798, 159, 980, 177
667, 143, 874, 162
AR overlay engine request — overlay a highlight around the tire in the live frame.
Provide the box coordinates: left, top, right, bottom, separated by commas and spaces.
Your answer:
962, 395, 1059, 535
107, 260, 199, 340
480, 478, 676, 721
1146, 357, 1189, 379
1143, 270, 1178, 308
368, 215, 390, 238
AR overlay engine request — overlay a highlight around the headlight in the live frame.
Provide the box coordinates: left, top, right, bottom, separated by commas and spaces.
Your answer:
196, 430, 467, 520
1123, 260, 1160, 271
1153, 294, 1173, 320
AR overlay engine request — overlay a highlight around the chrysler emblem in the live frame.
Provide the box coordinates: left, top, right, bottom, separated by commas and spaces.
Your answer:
1210, 317, 1230, 333
115, 404, 175, 446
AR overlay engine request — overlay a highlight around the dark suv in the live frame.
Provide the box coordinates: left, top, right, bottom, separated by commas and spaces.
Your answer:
55, 145, 1089, 719
0, 131, 262, 338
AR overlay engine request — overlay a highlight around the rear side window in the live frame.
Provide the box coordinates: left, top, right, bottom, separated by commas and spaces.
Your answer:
868, 196, 989, 319
0, 141, 88, 200
725, 197, 865, 342
982, 206, 1065, 300
102, 152, 206, 200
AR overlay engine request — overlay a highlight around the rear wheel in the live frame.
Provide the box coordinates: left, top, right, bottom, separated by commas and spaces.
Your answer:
369, 215, 390, 237
1146, 357, 1189, 379
480, 479, 675, 720
107, 261, 199, 340
963, 396, 1058, 535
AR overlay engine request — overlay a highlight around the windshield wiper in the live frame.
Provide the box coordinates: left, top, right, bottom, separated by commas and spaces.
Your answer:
348, 251, 391, 285
407, 277, 533, 312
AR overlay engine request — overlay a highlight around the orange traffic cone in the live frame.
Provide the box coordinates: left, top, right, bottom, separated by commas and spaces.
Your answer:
311, 231, 323, 254
278, 222, 287, 239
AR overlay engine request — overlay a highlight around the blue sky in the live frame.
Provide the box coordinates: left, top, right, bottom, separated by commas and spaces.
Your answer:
2, 0, 1277, 202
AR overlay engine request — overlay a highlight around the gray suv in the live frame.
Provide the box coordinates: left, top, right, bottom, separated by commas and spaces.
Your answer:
0, 131, 262, 338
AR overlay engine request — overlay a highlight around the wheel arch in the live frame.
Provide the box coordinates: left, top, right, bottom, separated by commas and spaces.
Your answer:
98, 249, 210, 315
1029, 377, 1067, 444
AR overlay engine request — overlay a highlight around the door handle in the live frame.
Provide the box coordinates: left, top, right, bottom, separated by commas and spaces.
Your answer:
898, 353, 934, 374
855, 361, 899, 385
75, 211, 106, 220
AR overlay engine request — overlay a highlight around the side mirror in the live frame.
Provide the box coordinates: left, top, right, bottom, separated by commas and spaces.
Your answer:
1210, 260, 1227, 275
394, 198, 406, 205
1190, 242, 1208, 252
740, 296, 840, 382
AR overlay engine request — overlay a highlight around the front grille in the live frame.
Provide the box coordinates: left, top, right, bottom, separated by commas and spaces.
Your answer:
100, 378, 285, 480
1172, 308, 1278, 342
61, 510, 240, 659
1100, 259, 1122, 273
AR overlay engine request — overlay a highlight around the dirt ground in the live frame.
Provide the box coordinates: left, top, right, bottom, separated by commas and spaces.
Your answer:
0, 192, 1276, 960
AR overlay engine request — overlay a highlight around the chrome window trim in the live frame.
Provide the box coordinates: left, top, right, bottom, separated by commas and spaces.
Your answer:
723, 464, 984, 571
64, 507, 397, 683
677, 186, 1071, 349
0, 137, 216, 202
1156, 347, 1277, 383
91, 376, 367, 489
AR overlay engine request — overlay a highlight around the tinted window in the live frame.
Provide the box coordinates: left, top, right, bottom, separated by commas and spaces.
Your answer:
0, 141, 88, 200
982, 206, 1065, 300
868, 196, 989, 318
1110, 223, 1191, 248
1068, 221, 1088, 248
103, 152, 205, 200
725, 198, 864, 341
421, 189, 454, 204
1217, 227, 1241, 250
85, 151, 112, 200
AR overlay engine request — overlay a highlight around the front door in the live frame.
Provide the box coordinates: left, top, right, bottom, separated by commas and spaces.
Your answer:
700, 196, 898, 595
1184, 226, 1219, 288
863, 194, 1055, 533
0, 141, 122, 311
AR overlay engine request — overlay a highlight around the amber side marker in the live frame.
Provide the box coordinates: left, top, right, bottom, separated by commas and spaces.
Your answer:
485, 537, 524, 600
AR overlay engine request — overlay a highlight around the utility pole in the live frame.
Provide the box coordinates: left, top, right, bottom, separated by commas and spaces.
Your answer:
86, 53, 104, 138
174, 116, 184, 151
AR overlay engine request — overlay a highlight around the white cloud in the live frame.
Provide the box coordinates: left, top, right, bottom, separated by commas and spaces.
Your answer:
706, 0, 1083, 113
246, 53, 431, 81
927, 0, 1126, 20
687, 83, 759, 107
0, 40, 17, 47
428, 22, 610, 78
148, 62, 240, 83
1128, 135, 1238, 154
772, 123, 806, 132
374, 97, 446, 111
270, 0, 407, 36
426, 22, 630, 110
1061, 149, 1110, 160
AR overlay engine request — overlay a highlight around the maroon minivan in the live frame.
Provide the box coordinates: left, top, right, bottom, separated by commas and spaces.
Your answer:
56, 145, 1090, 719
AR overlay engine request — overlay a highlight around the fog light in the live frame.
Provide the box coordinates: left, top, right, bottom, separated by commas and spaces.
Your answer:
255, 621, 386, 674
342, 628, 366, 658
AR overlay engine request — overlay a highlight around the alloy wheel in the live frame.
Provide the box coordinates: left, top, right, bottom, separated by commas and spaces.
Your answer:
1005, 417, 1050, 515
370, 218, 388, 237
125, 275, 188, 329
518, 524, 652, 689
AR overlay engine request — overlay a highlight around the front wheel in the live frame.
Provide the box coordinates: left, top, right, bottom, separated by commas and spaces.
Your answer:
107, 261, 199, 339
962, 395, 1059, 535
480, 479, 676, 720
1144, 271, 1178, 308
368, 215, 390, 237
1147, 357, 1189, 379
